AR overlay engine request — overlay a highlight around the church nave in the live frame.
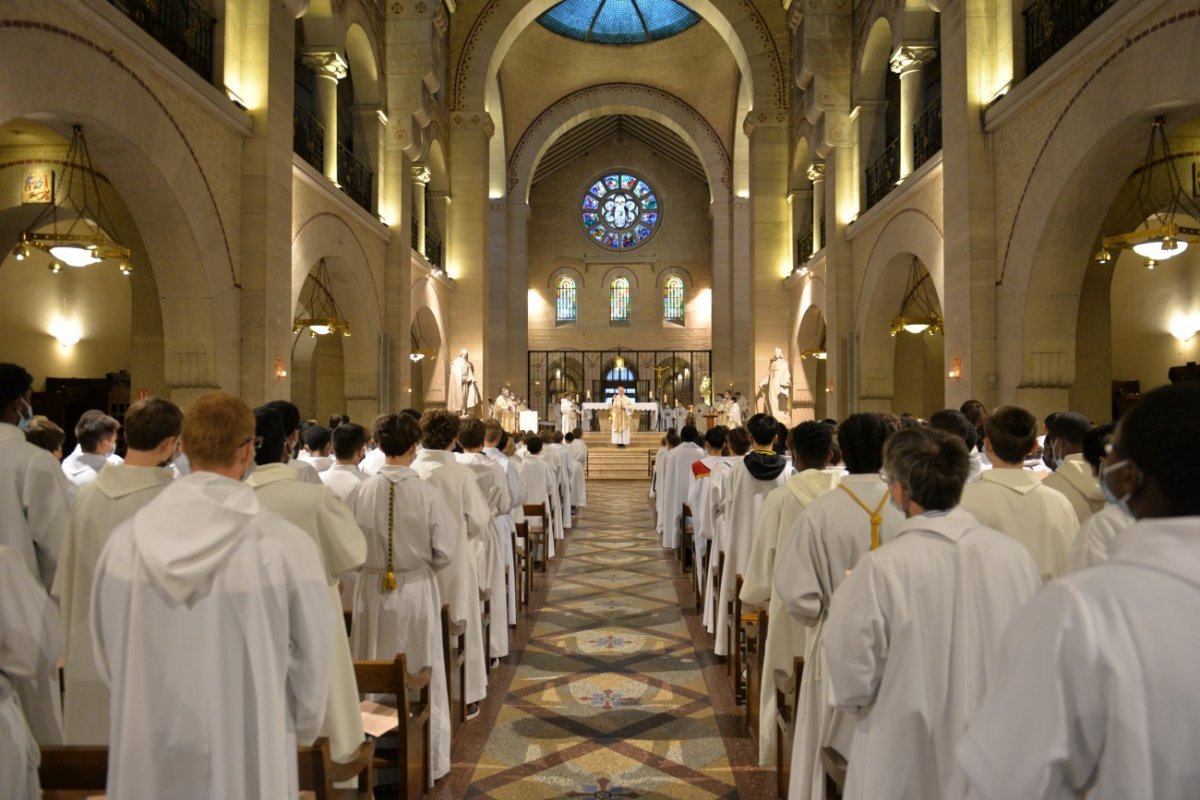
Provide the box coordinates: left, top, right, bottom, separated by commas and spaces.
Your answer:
433, 481, 769, 799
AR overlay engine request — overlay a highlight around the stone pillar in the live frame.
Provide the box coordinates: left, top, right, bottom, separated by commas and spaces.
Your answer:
448, 111, 493, 391
411, 164, 430, 256
747, 119, 792, 403
301, 50, 347, 183
808, 161, 826, 251
353, 104, 387, 213
731, 195, 753, 394
710, 194, 733, 389
505, 200, 530, 392
890, 45, 938, 178
238, 0, 296, 405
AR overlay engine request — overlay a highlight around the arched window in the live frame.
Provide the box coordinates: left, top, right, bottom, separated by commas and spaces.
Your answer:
663, 275, 684, 324
556, 276, 577, 324
610, 276, 631, 323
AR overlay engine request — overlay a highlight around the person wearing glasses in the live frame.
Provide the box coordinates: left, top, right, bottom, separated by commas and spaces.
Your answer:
960, 383, 1200, 800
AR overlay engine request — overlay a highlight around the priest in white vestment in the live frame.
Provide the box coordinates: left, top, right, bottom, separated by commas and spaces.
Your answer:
247, 407, 367, 763
610, 386, 635, 446
738, 421, 839, 765
320, 423, 369, 501
412, 410, 492, 706
484, 421, 525, 625
0, 543, 62, 800
91, 393, 333, 800
458, 418, 513, 660
54, 397, 181, 744
715, 414, 790, 656
960, 383, 1200, 800
823, 427, 1040, 799
346, 412, 457, 783
959, 406, 1078, 581
660, 426, 706, 549
773, 413, 904, 800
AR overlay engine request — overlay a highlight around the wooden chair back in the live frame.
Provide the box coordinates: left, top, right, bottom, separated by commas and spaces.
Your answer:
821, 746, 848, 798
298, 736, 376, 799
775, 656, 805, 800
679, 504, 694, 573
726, 572, 745, 701
353, 653, 432, 800
441, 603, 467, 745
522, 503, 548, 569
745, 607, 768, 743
38, 745, 108, 791
514, 520, 532, 607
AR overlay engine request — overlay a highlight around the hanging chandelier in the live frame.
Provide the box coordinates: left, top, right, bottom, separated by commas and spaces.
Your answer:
14, 125, 132, 275
293, 259, 350, 337
890, 257, 943, 336
799, 326, 828, 360
1095, 116, 1200, 267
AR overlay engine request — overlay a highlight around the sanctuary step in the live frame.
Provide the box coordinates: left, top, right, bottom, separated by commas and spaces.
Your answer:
581, 431, 659, 480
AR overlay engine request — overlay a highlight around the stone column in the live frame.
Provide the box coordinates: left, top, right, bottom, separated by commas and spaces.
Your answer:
808, 161, 826, 251
301, 50, 347, 183
710, 194, 733, 389
505, 200, 530, 391
411, 164, 430, 256
448, 111, 493, 391
747, 118, 791, 404
890, 45, 938, 178
353, 104, 387, 213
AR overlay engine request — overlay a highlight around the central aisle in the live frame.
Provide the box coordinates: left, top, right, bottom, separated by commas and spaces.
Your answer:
443, 480, 767, 799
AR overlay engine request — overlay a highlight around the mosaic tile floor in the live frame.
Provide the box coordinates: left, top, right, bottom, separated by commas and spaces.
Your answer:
433, 481, 770, 800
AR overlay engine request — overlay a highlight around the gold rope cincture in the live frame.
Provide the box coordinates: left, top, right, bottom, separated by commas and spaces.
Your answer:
383, 481, 397, 592
838, 484, 888, 550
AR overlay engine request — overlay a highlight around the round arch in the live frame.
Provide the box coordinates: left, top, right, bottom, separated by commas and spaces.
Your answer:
547, 266, 585, 290
0, 22, 238, 399
291, 213, 383, 419
344, 23, 382, 106
656, 266, 695, 287
508, 84, 731, 205
997, 12, 1200, 413
794, 304, 828, 420
410, 275, 449, 407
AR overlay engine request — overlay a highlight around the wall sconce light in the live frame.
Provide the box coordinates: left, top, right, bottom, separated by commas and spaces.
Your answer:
948, 355, 963, 380
50, 315, 82, 348
274, 355, 287, 379
1169, 312, 1200, 343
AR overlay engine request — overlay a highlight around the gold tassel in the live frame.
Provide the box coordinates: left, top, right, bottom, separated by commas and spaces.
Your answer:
382, 481, 398, 593
383, 569, 397, 592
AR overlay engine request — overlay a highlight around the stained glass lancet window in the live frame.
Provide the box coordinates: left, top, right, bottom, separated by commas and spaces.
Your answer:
610, 277, 631, 323
556, 276, 577, 323
663, 275, 684, 323
582, 172, 660, 251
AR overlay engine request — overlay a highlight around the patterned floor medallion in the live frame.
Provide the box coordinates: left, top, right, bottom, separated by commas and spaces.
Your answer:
434, 481, 770, 799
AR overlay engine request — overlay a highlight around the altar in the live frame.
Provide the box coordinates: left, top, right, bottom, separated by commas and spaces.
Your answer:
582, 401, 659, 432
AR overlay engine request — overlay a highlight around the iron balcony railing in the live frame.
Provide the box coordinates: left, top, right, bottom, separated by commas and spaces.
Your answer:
795, 230, 814, 265
293, 102, 324, 174
424, 228, 443, 269
913, 95, 943, 171
109, 0, 215, 81
1024, 0, 1118, 76
865, 138, 901, 210
336, 142, 373, 212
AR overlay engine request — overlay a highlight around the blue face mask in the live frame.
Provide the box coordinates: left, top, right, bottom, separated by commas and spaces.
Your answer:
16, 398, 33, 431
1100, 459, 1135, 517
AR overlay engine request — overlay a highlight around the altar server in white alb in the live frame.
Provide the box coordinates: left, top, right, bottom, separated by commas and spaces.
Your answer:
60, 410, 123, 494
566, 428, 588, 508
0, 543, 62, 800
960, 383, 1200, 800
519, 434, 558, 560
91, 393, 333, 800
1042, 411, 1105, 522
263, 399, 324, 485
347, 412, 457, 783
246, 406, 367, 763
959, 405, 1078, 581
54, 396, 182, 744
413, 409, 493, 709
484, 421, 526, 625
660, 425, 706, 549
739, 421, 840, 765
320, 423, 369, 501
715, 414, 790, 657
687, 426, 728, 595
773, 413, 903, 800
823, 427, 1040, 799
702, 427, 752, 632
297, 424, 335, 474
1066, 423, 1133, 571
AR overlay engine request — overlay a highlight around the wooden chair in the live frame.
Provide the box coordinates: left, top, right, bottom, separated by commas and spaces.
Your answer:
480, 589, 493, 668
441, 604, 467, 746
298, 736, 376, 799
353, 654, 432, 800
745, 606, 768, 742
726, 573, 745, 701
509, 525, 526, 615
713, 551, 725, 655
514, 519, 533, 608
522, 503, 548, 570
821, 746, 848, 799
679, 504, 694, 574
775, 656, 804, 800
38, 745, 108, 793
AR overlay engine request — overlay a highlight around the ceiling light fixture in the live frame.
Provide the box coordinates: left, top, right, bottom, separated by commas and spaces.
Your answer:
1096, 116, 1200, 265
890, 257, 943, 336
18, 125, 132, 276
293, 258, 351, 337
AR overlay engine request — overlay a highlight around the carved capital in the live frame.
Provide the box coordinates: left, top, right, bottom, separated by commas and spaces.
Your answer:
411, 164, 432, 184
806, 161, 826, 182
890, 45, 939, 76
301, 50, 348, 81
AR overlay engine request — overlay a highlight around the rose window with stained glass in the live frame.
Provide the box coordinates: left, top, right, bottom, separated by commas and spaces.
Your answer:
581, 172, 660, 251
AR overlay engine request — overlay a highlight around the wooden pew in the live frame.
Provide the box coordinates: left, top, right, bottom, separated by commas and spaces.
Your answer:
297, 737, 376, 799
440, 604, 467, 746
354, 654, 431, 800
745, 606, 768, 742
713, 551, 725, 655
514, 519, 532, 609
774, 656, 804, 800
509, 524, 526, 615
522, 503, 548, 570
821, 746, 848, 799
480, 589, 493, 669
38, 745, 107, 795
679, 504, 694, 574
726, 574, 745, 702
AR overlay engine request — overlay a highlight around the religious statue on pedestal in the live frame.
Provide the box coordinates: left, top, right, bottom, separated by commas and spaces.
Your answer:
700, 375, 713, 406
448, 348, 482, 417
760, 347, 792, 423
